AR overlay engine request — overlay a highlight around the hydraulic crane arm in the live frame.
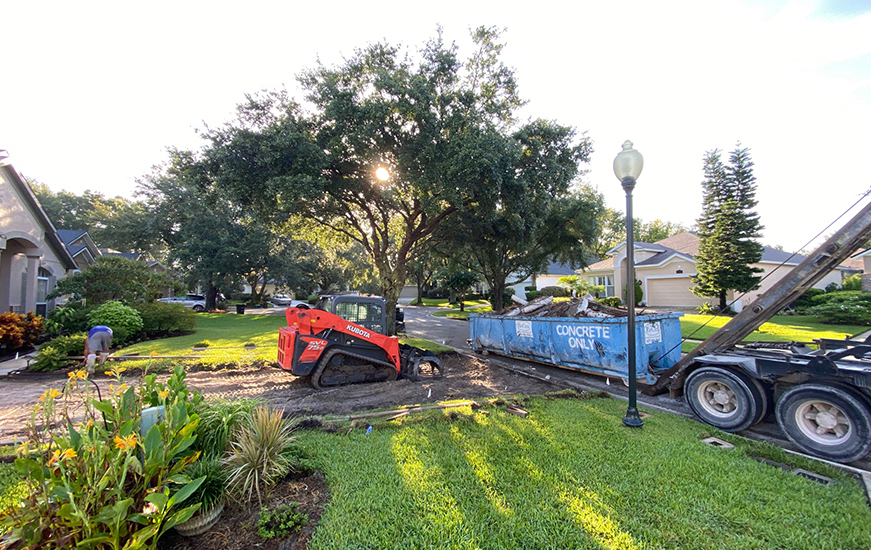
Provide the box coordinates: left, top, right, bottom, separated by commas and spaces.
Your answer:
646, 198, 871, 395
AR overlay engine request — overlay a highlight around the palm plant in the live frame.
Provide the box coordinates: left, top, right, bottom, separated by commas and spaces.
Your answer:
222, 406, 296, 506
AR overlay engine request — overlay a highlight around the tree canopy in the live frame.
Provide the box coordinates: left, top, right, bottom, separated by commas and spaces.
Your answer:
692, 145, 764, 310
152, 27, 585, 332
48, 256, 183, 305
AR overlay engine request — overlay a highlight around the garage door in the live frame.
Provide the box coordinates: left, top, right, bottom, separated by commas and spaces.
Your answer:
647, 278, 707, 307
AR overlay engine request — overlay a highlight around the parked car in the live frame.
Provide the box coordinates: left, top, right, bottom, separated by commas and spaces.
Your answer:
271, 295, 310, 308
158, 294, 206, 312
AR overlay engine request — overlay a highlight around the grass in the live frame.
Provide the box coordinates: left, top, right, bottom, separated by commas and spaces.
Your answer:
121, 313, 291, 367
680, 314, 866, 343
411, 298, 491, 308
433, 306, 493, 320
678, 314, 868, 353
300, 395, 871, 550
399, 338, 453, 354
119, 313, 452, 367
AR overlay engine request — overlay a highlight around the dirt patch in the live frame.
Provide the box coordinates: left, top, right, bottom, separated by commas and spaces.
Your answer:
158, 471, 328, 550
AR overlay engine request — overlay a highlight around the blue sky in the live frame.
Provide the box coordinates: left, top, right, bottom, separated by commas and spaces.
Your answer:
2, 0, 870, 253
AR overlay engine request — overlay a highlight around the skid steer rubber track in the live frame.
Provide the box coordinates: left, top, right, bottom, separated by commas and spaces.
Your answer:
310, 347, 398, 390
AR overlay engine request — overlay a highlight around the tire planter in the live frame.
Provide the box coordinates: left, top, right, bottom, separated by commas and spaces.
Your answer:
174, 503, 224, 537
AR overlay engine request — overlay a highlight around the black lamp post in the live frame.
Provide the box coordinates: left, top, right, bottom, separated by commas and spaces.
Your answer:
614, 140, 644, 428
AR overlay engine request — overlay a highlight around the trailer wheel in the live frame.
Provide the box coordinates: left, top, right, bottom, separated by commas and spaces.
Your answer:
775, 384, 871, 463
685, 367, 765, 432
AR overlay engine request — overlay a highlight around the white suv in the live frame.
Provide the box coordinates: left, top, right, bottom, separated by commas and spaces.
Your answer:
158, 294, 206, 312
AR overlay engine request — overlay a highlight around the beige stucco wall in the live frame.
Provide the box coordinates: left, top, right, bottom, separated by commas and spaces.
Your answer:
0, 170, 68, 313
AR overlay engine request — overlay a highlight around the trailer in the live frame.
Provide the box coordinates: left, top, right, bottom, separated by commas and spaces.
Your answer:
474, 199, 871, 463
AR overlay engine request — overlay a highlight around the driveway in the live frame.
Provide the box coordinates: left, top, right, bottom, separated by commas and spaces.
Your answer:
402, 305, 475, 349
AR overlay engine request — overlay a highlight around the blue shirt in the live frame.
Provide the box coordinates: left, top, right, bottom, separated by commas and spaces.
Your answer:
88, 326, 113, 338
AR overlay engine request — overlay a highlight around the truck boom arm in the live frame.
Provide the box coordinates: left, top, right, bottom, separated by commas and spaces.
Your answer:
647, 199, 871, 395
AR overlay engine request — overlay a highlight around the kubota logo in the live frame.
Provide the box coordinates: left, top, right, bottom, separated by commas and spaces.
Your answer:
346, 324, 371, 339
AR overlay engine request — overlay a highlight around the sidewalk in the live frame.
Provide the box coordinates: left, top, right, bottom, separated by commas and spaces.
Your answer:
0, 353, 35, 377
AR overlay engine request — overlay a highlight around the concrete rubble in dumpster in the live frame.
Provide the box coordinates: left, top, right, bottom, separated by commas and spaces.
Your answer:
491, 294, 630, 319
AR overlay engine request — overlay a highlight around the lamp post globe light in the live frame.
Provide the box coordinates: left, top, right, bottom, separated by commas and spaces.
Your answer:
613, 140, 644, 428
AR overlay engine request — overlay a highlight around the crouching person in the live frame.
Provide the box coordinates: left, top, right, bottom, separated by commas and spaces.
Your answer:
84, 325, 113, 373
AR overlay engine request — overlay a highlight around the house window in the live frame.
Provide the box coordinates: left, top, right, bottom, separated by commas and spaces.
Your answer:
36, 276, 49, 317
591, 276, 615, 297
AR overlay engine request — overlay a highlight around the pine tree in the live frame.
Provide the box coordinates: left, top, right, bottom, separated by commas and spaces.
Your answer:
692, 145, 764, 311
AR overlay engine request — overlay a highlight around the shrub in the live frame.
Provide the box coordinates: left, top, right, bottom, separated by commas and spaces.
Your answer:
810, 290, 868, 306
622, 279, 644, 306
825, 282, 840, 293
1, 365, 204, 549
524, 286, 537, 292
178, 457, 226, 513
87, 300, 143, 345
306, 294, 319, 304
132, 301, 196, 337
697, 302, 720, 315
44, 303, 92, 336
0, 312, 44, 351
597, 297, 622, 308
793, 288, 827, 312
806, 295, 871, 325
539, 286, 571, 298
223, 406, 296, 506
257, 502, 307, 540
194, 398, 262, 460
30, 333, 88, 372
525, 290, 542, 300
842, 273, 863, 291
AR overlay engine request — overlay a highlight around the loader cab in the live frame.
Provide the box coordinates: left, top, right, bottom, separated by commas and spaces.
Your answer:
316, 295, 388, 335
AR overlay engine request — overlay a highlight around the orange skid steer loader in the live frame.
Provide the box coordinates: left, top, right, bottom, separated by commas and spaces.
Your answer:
277, 295, 442, 389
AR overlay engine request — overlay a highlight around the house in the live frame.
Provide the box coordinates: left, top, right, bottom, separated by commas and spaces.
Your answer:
58, 229, 102, 271
582, 232, 849, 308
0, 152, 77, 316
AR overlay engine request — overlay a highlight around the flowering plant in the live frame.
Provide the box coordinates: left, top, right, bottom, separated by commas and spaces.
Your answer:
1, 365, 204, 549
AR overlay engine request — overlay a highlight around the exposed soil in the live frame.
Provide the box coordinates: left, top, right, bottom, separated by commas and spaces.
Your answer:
158, 471, 329, 550
1, 352, 558, 549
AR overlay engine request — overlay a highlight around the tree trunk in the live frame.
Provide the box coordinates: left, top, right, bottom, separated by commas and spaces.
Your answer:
378, 260, 407, 337
491, 281, 506, 311
719, 291, 728, 313
205, 281, 218, 311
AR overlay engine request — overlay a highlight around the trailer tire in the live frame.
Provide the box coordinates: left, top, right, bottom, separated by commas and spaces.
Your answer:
685, 367, 765, 432
775, 384, 871, 463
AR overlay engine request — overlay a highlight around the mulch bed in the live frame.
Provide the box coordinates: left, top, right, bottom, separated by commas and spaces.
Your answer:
159, 471, 329, 550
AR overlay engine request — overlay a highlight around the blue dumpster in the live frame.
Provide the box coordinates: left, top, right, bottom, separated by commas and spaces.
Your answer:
469, 312, 683, 384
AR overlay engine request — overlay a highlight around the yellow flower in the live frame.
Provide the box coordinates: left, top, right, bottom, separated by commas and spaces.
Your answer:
115, 383, 129, 395
158, 390, 169, 401
47, 449, 60, 466
150, 350, 159, 357
38, 388, 62, 402
15, 440, 29, 457
60, 448, 77, 461
114, 434, 138, 451
75, 369, 88, 380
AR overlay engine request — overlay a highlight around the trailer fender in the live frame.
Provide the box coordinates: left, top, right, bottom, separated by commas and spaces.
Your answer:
692, 354, 761, 379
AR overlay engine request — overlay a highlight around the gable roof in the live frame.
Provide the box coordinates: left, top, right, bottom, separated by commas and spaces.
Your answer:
582, 231, 855, 274
0, 155, 76, 270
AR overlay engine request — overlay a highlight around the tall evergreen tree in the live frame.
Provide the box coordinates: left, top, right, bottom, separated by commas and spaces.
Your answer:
692, 145, 764, 311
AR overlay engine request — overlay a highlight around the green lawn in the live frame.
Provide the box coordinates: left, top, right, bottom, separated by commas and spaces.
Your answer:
300, 395, 870, 549
680, 314, 866, 342
119, 313, 451, 366
411, 298, 491, 308
120, 313, 288, 367
678, 314, 867, 353
433, 306, 493, 320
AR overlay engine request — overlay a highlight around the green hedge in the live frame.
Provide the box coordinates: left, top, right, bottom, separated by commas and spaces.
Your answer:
31, 333, 87, 372
132, 302, 197, 337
